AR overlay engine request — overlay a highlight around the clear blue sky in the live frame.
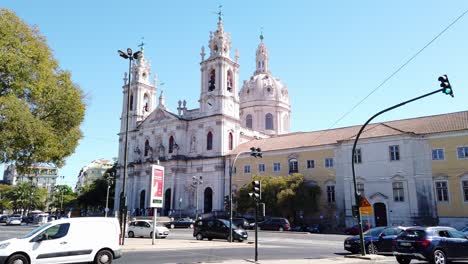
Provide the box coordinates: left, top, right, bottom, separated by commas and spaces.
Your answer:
2, 1, 468, 187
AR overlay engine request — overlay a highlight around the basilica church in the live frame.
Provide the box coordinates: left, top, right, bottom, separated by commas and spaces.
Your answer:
114, 16, 291, 216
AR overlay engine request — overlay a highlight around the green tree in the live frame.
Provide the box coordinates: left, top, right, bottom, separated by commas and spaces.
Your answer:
77, 178, 110, 211
0, 9, 86, 172
51, 185, 77, 212
0, 184, 13, 211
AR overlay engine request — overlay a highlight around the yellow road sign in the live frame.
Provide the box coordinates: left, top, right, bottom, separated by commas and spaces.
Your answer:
360, 206, 374, 215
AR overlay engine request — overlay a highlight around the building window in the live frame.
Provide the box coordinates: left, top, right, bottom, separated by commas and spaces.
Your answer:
389, 145, 400, 161
354, 148, 362, 164
244, 165, 251, 173
207, 132, 213, 150
246, 114, 253, 129
289, 158, 298, 174
327, 185, 335, 203
228, 132, 233, 150
463, 180, 468, 202
258, 164, 265, 173
273, 163, 281, 172
144, 140, 150, 156
227, 70, 233, 92
435, 181, 449, 202
325, 158, 334, 168
208, 69, 216, 91
168, 136, 175, 154
307, 160, 315, 169
432, 149, 445, 160
357, 183, 365, 197
393, 182, 404, 202
265, 113, 273, 130
143, 94, 149, 112
457, 147, 468, 159
129, 93, 134, 111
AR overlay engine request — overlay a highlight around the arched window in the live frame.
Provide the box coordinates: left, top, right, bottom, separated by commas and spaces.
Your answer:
265, 113, 273, 130
246, 114, 253, 129
228, 132, 233, 150
289, 158, 298, 174
227, 70, 233, 92
144, 140, 150, 156
207, 132, 213, 150
208, 69, 216, 91
143, 94, 149, 112
129, 93, 134, 111
139, 190, 146, 211
169, 136, 175, 154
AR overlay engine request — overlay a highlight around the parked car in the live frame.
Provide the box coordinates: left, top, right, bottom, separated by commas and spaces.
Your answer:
6, 216, 22, 226
460, 226, 468, 235
232, 218, 250, 229
394, 226, 468, 264
0, 217, 122, 264
344, 226, 406, 254
193, 218, 248, 242
0, 215, 8, 224
128, 220, 169, 238
165, 218, 195, 229
258, 217, 290, 231
344, 224, 371, 235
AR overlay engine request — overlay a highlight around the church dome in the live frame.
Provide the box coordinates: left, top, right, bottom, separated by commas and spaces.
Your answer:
239, 35, 291, 135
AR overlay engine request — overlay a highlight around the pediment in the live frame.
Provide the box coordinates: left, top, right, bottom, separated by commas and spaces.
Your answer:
369, 192, 389, 200
139, 108, 179, 128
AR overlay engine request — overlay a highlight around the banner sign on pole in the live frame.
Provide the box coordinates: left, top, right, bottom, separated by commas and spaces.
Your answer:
150, 165, 165, 208
359, 196, 373, 215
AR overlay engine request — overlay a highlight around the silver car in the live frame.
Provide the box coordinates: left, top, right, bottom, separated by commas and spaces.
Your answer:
127, 220, 169, 238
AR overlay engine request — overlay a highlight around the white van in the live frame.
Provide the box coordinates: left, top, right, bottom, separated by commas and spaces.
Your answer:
0, 217, 122, 264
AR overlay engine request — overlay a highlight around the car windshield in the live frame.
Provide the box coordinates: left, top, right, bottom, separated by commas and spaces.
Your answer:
219, 219, 238, 229
21, 223, 52, 239
363, 227, 386, 236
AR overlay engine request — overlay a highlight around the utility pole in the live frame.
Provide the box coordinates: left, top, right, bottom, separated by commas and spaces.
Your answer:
105, 173, 115, 217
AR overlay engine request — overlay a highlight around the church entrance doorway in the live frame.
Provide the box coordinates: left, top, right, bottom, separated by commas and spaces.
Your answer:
138, 190, 146, 216
164, 189, 171, 216
204, 187, 213, 213
373, 202, 388, 227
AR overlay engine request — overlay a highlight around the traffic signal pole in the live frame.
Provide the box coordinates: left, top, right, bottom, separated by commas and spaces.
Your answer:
351, 76, 453, 256
255, 199, 258, 262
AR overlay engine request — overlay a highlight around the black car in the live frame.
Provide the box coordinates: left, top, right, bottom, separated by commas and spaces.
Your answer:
0, 215, 8, 223
258, 217, 290, 231
193, 218, 248, 242
344, 226, 406, 255
232, 217, 249, 229
394, 226, 468, 264
165, 218, 195, 229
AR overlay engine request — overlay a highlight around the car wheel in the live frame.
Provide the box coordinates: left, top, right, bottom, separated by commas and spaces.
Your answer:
196, 233, 204, 240
189, 224, 194, 229
278, 227, 284, 232
94, 249, 113, 264
433, 249, 446, 264
170, 224, 175, 229
7, 254, 29, 264
396, 256, 411, 264
366, 243, 378, 254
208, 238, 213, 241
128, 231, 134, 238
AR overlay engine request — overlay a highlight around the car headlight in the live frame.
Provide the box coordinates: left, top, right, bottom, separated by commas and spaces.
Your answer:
0, 242, 10, 249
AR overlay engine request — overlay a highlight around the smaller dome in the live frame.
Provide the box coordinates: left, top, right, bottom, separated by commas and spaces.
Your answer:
239, 73, 290, 106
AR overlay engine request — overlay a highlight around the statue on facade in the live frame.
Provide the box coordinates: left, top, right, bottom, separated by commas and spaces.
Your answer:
190, 135, 197, 153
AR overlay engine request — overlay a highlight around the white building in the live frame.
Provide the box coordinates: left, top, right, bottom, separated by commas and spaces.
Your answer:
75, 159, 114, 192
114, 16, 291, 217
2, 164, 59, 194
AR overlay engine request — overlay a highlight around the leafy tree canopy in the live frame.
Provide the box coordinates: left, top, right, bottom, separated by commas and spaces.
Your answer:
0, 8, 85, 172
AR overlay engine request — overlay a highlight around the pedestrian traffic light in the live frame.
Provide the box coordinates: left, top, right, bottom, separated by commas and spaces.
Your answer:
438, 74, 454, 97
249, 180, 261, 200
250, 147, 262, 158
352, 205, 359, 218
224, 195, 229, 205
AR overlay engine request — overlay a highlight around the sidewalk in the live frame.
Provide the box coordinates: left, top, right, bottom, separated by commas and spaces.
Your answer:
122, 238, 391, 264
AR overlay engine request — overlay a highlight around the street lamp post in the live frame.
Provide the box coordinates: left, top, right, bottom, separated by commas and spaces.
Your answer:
351, 75, 453, 256
117, 48, 142, 245
192, 176, 203, 220
105, 173, 115, 217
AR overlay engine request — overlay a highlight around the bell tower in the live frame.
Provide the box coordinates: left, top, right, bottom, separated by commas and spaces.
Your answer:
198, 14, 239, 119
120, 47, 157, 132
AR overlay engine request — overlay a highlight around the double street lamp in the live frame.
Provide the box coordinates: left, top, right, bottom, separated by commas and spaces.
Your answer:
117, 48, 142, 245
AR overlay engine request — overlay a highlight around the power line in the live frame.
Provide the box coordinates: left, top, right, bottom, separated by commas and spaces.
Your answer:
308, 7, 468, 146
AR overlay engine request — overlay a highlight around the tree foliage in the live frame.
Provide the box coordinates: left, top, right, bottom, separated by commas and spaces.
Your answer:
51, 184, 77, 211
77, 163, 116, 211
5, 182, 49, 212
236, 174, 321, 221
0, 8, 85, 171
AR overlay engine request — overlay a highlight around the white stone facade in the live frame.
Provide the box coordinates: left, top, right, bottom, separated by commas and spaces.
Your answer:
114, 18, 291, 217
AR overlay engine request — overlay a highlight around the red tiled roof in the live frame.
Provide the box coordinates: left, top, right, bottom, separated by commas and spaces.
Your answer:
231, 111, 468, 154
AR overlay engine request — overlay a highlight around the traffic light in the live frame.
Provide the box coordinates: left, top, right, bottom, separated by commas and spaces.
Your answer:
224, 195, 229, 205
352, 205, 359, 218
438, 74, 454, 97
249, 180, 261, 201
250, 147, 262, 158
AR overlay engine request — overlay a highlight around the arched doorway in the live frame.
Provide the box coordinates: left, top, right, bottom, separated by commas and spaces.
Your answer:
374, 203, 388, 227
164, 189, 171, 216
139, 190, 146, 216
204, 187, 213, 213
